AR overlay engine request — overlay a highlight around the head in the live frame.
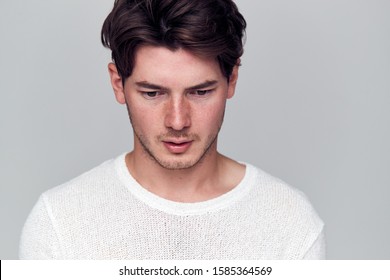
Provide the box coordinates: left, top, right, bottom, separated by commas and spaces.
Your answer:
101, 0, 246, 84
101, 0, 246, 170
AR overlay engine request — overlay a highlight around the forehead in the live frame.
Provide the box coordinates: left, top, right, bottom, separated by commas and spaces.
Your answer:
130, 45, 225, 85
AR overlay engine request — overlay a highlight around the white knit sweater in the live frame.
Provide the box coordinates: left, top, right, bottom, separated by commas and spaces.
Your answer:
19, 153, 325, 259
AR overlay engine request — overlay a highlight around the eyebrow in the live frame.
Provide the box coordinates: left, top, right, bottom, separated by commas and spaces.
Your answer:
135, 80, 218, 91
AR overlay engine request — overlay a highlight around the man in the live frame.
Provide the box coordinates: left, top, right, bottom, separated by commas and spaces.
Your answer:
20, 0, 325, 259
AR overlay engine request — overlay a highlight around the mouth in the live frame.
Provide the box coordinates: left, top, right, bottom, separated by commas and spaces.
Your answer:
162, 140, 193, 154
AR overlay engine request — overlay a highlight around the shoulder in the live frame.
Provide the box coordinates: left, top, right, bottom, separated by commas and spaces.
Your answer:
246, 163, 322, 220
20, 154, 126, 259
40, 154, 127, 216
243, 163, 325, 258
44, 155, 121, 199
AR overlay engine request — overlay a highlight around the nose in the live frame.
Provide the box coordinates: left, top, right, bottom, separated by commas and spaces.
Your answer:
164, 95, 191, 131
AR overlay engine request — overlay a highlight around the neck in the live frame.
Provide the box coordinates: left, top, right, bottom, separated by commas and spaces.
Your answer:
125, 142, 243, 202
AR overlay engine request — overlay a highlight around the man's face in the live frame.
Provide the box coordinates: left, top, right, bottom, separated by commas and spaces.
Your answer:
111, 46, 238, 170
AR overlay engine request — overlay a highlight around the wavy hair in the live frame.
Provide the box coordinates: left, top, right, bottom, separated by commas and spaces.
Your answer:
101, 0, 246, 81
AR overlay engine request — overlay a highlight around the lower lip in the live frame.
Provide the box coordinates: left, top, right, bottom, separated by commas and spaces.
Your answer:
163, 141, 193, 154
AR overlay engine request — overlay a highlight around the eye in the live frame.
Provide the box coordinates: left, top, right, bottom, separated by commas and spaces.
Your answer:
189, 89, 214, 97
196, 90, 211, 95
142, 91, 161, 99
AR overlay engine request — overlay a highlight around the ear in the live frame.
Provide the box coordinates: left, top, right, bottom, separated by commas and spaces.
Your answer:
108, 63, 126, 104
227, 60, 240, 99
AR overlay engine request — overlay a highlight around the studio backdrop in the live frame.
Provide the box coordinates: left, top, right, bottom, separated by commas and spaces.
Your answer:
1, 0, 389, 259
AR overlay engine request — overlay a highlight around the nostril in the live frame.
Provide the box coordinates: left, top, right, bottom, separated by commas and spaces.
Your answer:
165, 113, 191, 130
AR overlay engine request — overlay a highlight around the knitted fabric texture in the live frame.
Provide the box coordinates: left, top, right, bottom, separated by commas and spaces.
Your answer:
20, 153, 325, 259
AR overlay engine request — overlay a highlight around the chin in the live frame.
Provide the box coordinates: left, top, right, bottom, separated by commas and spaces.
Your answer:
155, 157, 199, 170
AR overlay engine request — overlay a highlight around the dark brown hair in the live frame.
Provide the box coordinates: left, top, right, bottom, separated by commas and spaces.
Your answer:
101, 0, 246, 81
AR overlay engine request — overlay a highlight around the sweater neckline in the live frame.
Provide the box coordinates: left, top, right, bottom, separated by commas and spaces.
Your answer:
115, 153, 255, 216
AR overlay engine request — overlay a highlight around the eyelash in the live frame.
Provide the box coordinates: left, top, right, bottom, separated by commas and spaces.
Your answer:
141, 89, 214, 99
142, 91, 161, 99
189, 89, 213, 96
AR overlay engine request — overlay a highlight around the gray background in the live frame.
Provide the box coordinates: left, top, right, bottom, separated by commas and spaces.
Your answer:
1, 0, 389, 259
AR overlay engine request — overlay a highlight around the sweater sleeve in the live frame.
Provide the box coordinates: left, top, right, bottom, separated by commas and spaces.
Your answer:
302, 227, 326, 260
19, 194, 63, 259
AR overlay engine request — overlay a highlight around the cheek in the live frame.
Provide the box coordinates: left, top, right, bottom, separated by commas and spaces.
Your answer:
195, 100, 226, 127
127, 105, 155, 131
